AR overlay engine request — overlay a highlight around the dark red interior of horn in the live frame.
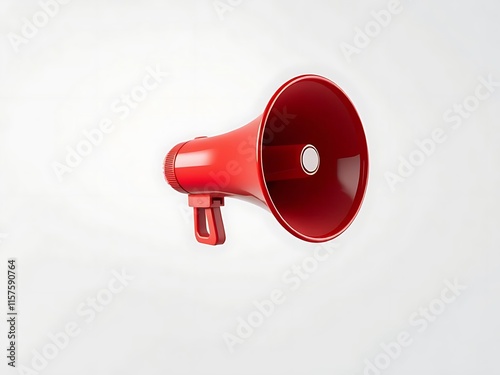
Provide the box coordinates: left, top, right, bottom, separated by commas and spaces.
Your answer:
260, 75, 369, 242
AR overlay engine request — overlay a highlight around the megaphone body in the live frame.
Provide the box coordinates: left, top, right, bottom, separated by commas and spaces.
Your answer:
164, 75, 369, 245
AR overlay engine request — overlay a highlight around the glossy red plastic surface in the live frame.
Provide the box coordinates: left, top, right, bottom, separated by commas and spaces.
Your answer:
188, 194, 225, 245
164, 74, 369, 244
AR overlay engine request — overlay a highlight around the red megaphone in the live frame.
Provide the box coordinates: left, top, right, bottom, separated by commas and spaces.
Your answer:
164, 74, 368, 245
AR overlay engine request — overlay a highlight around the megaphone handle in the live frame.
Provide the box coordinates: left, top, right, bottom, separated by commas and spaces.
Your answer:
189, 194, 226, 245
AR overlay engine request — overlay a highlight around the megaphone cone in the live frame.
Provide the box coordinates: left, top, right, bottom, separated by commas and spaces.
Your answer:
164, 75, 368, 245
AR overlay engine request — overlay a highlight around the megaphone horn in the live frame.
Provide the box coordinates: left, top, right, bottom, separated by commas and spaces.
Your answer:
164, 74, 369, 245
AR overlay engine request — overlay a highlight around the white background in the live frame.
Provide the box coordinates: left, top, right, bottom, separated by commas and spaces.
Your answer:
1, 0, 499, 374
